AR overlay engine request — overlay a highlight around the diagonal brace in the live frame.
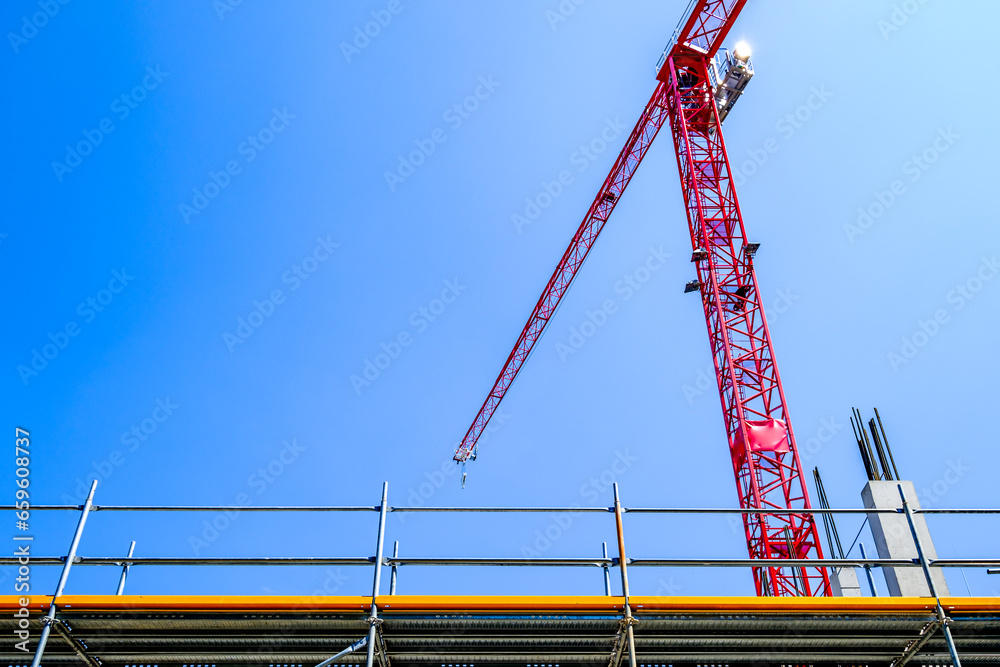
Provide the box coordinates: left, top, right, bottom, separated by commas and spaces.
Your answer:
608, 615, 638, 667
315, 635, 368, 667
890, 618, 948, 667
370, 616, 391, 667
51, 618, 103, 667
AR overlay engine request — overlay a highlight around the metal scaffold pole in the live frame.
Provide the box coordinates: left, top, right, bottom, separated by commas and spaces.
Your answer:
898, 484, 962, 667
859, 542, 879, 596
390, 541, 399, 595
366, 482, 389, 667
612, 483, 637, 667
115, 540, 136, 595
602, 542, 612, 596
30, 480, 97, 667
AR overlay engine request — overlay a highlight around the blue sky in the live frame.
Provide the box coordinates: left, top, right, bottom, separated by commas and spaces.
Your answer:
3, 0, 999, 599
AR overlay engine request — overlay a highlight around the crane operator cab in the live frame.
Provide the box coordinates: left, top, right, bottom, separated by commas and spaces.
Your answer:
710, 41, 754, 123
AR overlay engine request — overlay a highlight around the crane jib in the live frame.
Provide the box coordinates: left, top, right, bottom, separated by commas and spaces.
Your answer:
453, 0, 830, 598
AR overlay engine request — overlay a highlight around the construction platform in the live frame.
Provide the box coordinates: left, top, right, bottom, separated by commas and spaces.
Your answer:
3, 595, 1000, 666
6, 483, 999, 665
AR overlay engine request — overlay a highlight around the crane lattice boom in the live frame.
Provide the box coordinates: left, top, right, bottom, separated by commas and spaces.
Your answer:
454, 0, 830, 597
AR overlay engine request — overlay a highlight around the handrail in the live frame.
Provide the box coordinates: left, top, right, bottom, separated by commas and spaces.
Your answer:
8, 504, 999, 514
7, 490, 996, 594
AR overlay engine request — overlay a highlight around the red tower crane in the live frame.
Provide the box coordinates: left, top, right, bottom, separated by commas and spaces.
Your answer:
454, 0, 831, 597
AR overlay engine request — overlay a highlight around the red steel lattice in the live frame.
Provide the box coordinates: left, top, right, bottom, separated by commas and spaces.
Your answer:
453, 83, 670, 464
454, 0, 830, 597
660, 49, 829, 596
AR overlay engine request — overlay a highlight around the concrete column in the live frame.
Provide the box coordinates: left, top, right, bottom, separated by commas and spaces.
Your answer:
862, 480, 949, 597
830, 566, 862, 596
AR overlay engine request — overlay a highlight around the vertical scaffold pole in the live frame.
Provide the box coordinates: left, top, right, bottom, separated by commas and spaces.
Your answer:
115, 541, 136, 595
366, 482, 389, 667
602, 542, 612, 596
30, 480, 97, 667
898, 484, 962, 667
613, 483, 637, 667
389, 541, 399, 595
858, 542, 878, 597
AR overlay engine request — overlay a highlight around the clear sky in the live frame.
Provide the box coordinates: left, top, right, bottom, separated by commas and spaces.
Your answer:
3, 1, 999, 599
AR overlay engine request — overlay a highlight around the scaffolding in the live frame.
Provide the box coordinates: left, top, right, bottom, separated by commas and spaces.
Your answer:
3, 481, 999, 667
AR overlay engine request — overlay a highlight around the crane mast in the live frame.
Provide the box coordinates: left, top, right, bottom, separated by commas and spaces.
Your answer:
455, 0, 830, 596
660, 47, 829, 598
